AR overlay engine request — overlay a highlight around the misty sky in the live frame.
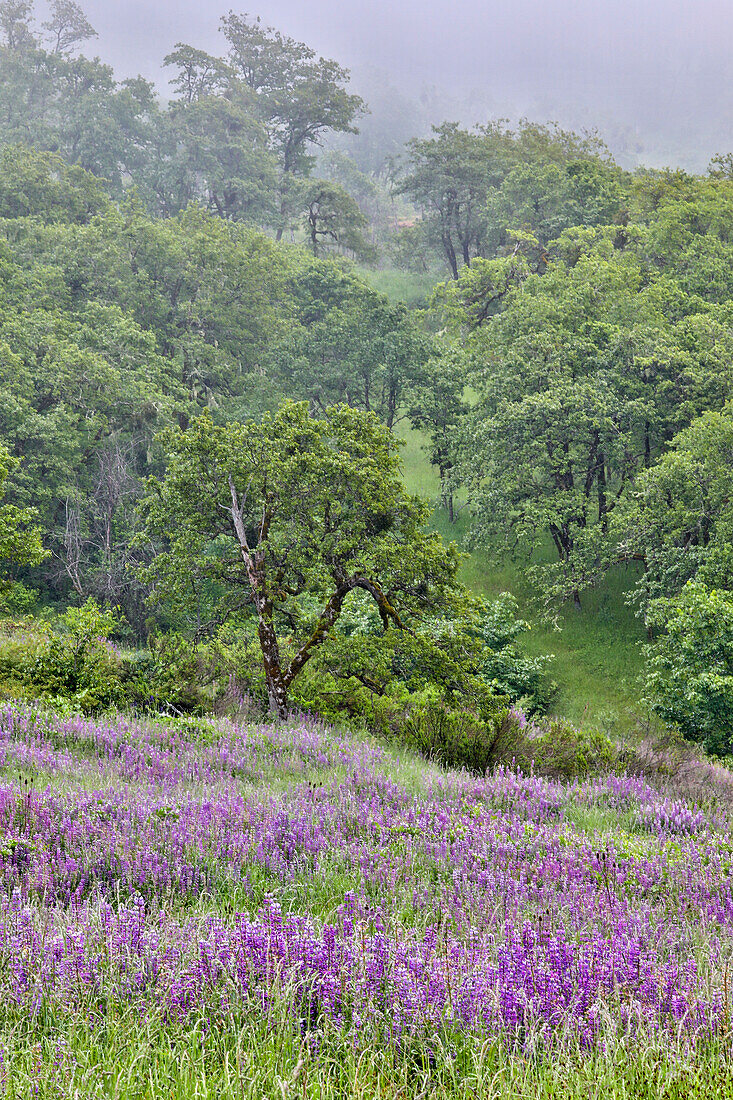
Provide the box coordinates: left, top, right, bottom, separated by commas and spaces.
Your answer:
42, 0, 733, 168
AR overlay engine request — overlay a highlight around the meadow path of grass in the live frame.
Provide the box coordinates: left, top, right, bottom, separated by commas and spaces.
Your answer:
395, 421, 647, 732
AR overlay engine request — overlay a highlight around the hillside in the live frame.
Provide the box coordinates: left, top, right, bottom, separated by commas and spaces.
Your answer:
1, 4, 733, 1098
0, 702, 730, 1098
0, 384, 679, 1096
396, 422, 646, 731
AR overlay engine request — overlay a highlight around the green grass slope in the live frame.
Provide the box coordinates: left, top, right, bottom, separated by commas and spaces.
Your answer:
397, 422, 646, 731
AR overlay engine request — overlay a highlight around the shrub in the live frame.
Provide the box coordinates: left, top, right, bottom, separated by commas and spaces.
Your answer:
643, 581, 733, 756
368, 693, 617, 779
0, 610, 252, 716
479, 593, 556, 712
513, 718, 617, 779
26, 600, 124, 711
0, 601, 126, 712
0, 581, 39, 615
121, 634, 214, 714
0, 617, 49, 681
381, 686, 511, 773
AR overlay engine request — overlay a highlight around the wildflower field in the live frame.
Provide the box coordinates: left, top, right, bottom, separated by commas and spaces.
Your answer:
0, 706, 733, 1097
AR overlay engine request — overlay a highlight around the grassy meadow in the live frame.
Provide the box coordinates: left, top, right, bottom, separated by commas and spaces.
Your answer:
395, 421, 647, 733
355, 267, 440, 309
0, 703, 731, 1098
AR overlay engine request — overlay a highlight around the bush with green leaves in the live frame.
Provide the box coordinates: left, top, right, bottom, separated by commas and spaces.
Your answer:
26, 600, 124, 712
513, 717, 617, 779
120, 634, 217, 715
378, 685, 509, 773
0, 604, 223, 714
0, 617, 48, 702
0, 581, 38, 615
0, 600, 125, 712
643, 581, 733, 756
361, 691, 616, 779
480, 592, 556, 711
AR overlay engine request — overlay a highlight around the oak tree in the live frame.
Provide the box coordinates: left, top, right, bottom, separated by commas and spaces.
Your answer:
139, 402, 461, 717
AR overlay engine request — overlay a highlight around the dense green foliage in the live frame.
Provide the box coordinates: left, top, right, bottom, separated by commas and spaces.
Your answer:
0, 154, 430, 632
0, 0, 732, 751
395, 120, 625, 276
643, 582, 733, 755
0, 2, 364, 241
0, 441, 45, 593
139, 401, 472, 718
4, 7, 733, 1096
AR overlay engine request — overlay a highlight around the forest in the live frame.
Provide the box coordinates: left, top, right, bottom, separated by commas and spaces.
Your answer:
1, 2, 733, 1096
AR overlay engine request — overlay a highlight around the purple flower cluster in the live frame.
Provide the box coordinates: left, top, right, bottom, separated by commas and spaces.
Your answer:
0, 702, 730, 1050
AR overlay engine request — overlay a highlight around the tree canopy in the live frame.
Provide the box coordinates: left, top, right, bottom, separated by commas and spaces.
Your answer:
2, 3, 733, 748
139, 403, 463, 717
395, 120, 626, 277
0, 153, 429, 627
441, 191, 733, 607
0, 442, 46, 588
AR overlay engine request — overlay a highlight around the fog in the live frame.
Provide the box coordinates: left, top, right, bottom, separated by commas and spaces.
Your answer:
51, 0, 733, 170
